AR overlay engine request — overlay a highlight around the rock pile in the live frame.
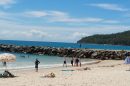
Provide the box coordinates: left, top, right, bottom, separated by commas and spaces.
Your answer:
0, 44, 128, 60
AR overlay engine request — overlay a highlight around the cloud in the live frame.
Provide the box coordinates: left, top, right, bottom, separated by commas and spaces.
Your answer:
25, 10, 103, 23
23, 10, 68, 19
0, 10, 125, 42
89, 3, 128, 12
50, 17, 103, 23
103, 20, 120, 24
23, 11, 48, 18
0, 27, 53, 41
69, 32, 88, 41
48, 11, 68, 17
0, 19, 129, 42
72, 32, 88, 38
50, 15, 120, 24
0, 0, 16, 8
0, 11, 7, 16
29, 29, 50, 38
0, 5, 125, 32
125, 13, 130, 18
22, 10, 120, 24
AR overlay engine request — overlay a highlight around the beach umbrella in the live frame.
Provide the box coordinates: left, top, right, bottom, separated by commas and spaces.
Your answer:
0, 53, 16, 62
0, 53, 16, 70
124, 56, 130, 70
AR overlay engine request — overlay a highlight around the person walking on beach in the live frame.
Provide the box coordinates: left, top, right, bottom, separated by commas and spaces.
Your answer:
71, 58, 74, 67
75, 58, 79, 67
35, 58, 40, 72
63, 58, 67, 67
79, 58, 82, 67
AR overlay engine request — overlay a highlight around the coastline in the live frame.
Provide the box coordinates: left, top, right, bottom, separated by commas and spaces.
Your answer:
1, 60, 130, 86
0, 60, 99, 72
0, 43, 130, 86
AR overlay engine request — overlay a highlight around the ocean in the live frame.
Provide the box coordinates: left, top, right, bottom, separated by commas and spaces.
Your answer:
0, 40, 130, 50
0, 52, 92, 71
0, 39, 130, 71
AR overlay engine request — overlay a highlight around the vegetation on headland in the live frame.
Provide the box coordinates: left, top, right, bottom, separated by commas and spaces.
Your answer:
77, 30, 130, 46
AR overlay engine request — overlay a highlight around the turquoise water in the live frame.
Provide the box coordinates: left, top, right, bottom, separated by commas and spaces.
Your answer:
0, 52, 92, 71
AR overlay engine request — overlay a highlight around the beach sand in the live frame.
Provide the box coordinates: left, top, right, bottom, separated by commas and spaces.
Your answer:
0, 60, 130, 86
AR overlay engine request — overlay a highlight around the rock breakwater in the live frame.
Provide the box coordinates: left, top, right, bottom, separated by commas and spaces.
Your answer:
0, 44, 129, 60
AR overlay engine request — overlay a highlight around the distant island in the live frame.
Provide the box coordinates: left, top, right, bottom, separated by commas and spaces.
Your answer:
77, 30, 130, 46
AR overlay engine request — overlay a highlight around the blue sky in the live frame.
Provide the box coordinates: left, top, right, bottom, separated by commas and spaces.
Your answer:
0, 0, 130, 42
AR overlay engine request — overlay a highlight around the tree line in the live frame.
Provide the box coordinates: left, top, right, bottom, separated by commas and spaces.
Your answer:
77, 30, 130, 46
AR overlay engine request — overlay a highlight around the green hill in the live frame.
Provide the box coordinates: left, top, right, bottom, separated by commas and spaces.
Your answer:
77, 30, 130, 46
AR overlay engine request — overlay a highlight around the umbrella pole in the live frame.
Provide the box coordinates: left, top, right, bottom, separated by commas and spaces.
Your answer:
4, 65, 7, 71
4, 62, 7, 71
6, 65, 7, 70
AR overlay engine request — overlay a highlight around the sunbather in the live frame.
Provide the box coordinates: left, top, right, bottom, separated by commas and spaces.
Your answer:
0, 70, 15, 78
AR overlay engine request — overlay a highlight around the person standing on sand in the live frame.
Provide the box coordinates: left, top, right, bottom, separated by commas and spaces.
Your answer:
74, 58, 77, 67
124, 53, 130, 70
63, 58, 67, 67
79, 58, 82, 67
35, 58, 40, 72
71, 58, 74, 67
75, 58, 79, 67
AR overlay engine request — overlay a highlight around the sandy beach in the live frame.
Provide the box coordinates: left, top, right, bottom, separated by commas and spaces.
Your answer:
0, 60, 130, 86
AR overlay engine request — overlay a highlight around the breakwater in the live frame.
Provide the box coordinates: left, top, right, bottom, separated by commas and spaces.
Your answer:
0, 44, 129, 60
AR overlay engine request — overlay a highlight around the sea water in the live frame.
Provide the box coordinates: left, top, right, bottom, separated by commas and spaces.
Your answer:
0, 39, 130, 71
0, 40, 130, 50
0, 52, 93, 71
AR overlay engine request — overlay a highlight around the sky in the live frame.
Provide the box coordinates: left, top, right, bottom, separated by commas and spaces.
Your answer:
0, 0, 130, 43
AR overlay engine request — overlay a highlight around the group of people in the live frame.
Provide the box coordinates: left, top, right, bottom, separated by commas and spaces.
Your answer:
63, 58, 81, 67
34, 57, 82, 72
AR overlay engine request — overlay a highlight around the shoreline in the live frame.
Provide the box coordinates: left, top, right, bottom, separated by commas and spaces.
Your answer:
0, 60, 100, 72
1, 60, 130, 86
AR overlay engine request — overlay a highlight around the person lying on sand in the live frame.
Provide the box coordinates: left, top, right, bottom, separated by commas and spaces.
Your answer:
0, 70, 15, 78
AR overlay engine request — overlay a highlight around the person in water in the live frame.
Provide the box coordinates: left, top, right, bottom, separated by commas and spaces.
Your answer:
35, 59, 40, 72
79, 44, 82, 48
3, 62, 6, 67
